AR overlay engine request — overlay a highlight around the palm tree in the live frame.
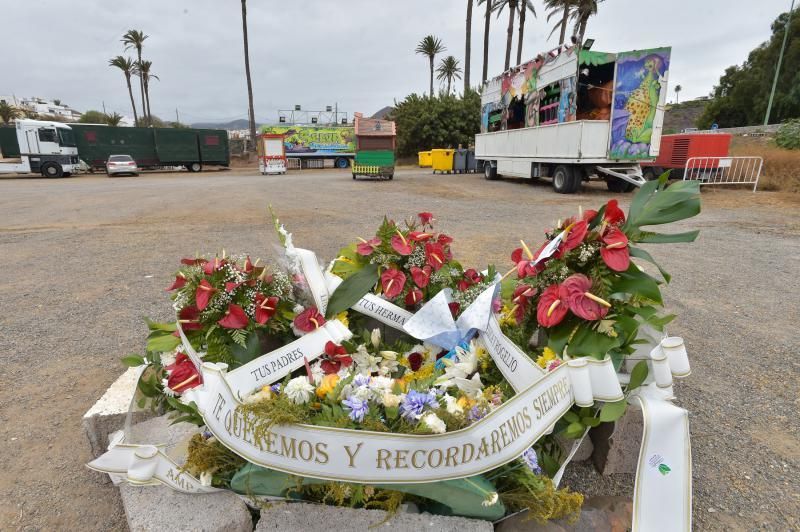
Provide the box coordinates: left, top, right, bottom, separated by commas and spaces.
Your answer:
464, 0, 473, 92
416, 35, 446, 97
437, 56, 463, 95
493, 0, 519, 70
0, 101, 20, 124
570, 0, 599, 45
135, 60, 159, 126
122, 30, 149, 124
674, 84, 682, 104
478, 0, 493, 83
109, 56, 139, 126
240, 0, 257, 145
105, 112, 124, 126
545, 0, 573, 45
516, 0, 537, 65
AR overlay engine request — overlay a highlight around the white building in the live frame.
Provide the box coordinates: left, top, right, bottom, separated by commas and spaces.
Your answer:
10, 96, 83, 121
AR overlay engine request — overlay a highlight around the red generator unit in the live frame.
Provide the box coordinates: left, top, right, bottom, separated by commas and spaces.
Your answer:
642, 133, 732, 180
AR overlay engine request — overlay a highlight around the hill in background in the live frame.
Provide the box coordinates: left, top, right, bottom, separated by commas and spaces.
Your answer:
663, 99, 710, 133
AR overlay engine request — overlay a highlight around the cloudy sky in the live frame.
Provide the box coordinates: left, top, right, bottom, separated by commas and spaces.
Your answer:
1, 0, 789, 124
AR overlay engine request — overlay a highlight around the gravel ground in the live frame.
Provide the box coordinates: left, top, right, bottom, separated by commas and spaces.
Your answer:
0, 168, 798, 531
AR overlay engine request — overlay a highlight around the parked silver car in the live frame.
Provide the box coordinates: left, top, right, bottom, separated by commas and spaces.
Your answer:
106, 154, 139, 176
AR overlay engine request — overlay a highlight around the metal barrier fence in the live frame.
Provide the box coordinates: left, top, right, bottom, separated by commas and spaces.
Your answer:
683, 156, 763, 192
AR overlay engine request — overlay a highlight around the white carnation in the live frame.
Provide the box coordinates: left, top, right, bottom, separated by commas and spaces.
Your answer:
382, 392, 401, 408
284, 376, 315, 404
421, 412, 447, 434
443, 394, 464, 415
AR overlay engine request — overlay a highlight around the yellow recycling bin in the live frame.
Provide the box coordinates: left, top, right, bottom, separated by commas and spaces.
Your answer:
431, 149, 454, 174
418, 151, 432, 167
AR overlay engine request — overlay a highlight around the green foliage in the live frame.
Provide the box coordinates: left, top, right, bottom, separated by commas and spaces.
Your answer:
184, 433, 246, 487
598, 399, 627, 422
697, 7, 800, 128
388, 91, 481, 156
626, 360, 649, 391
776, 118, 800, 149
326, 262, 379, 318
78, 110, 109, 124
494, 462, 583, 523
0, 101, 21, 123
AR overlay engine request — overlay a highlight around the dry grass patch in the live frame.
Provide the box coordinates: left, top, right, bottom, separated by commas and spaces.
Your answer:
730, 137, 800, 193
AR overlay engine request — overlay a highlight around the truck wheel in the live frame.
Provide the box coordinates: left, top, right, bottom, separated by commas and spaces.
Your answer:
484, 162, 497, 181
41, 162, 63, 178
335, 157, 349, 169
187, 162, 202, 172
642, 167, 658, 181
606, 177, 635, 193
552, 165, 578, 194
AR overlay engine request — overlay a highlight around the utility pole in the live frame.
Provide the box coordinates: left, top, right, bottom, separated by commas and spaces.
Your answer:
175, 108, 180, 124
102, 101, 107, 115
764, 0, 795, 125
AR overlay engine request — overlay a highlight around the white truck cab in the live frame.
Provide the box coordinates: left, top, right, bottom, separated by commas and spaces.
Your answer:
0, 119, 80, 177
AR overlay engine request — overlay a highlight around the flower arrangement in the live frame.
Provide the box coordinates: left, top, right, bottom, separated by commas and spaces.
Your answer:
110, 176, 700, 526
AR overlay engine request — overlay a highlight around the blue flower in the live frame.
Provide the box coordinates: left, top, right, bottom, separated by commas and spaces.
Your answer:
399, 389, 439, 421
270, 383, 281, 394
343, 396, 369, 423
352, 374, 370, 388
522, 447, 542, 474
467, 405, 486, 423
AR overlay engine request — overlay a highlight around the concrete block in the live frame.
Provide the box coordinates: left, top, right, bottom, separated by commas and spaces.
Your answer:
590, 406, 643, 475
556, 434, 594, 462
83, 367, 156, 457
495, 495, 632, 532
256, 502, 492, 532
120, 484, 253, 532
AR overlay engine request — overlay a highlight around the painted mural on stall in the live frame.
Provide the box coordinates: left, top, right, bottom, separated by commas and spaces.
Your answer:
480, 47, 577, 133
608, 47, 671, 160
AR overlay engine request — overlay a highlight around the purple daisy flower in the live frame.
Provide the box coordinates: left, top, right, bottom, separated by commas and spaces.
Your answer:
343, 396, 369, 423
399, 390, 439, 421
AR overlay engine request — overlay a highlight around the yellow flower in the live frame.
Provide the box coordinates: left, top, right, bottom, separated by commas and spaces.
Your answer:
536, 347, 557, 369
335, 311, 349, 328
316, 374, 340, 399
457, 396, 476, 410
498, 305, 517, 328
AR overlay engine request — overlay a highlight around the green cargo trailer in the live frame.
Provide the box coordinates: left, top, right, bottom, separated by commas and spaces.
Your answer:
69, 124, 229, 171
0, 127, 20, 158
195, 129, 230, 167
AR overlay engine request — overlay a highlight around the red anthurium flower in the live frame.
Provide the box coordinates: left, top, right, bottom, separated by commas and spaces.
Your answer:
381, 268, 407, 299
511, 284, 537, 324
405, 288, 423, 307
178, 305, 202, 331
294, 307, 325, 332
225, 281, 244, 292
203, 257, 224, 275
218, 304, 249, 329
254, 294, 279, 324
166, 274, 186, 291
411, 265, 432, 288
559, 274, 611, 321
321, 341, 353, 374
390, 232, 413, 256
537, 285, 569, 327
181, 257, 207, 266
418, 212, 435, 225
437, 234, 453, 245
600, 227, 630, 272
243, 256, 254, 273
557, 220, 588, 256
583, 209, 599, 223
407, 352, 424, 371
409, 231, 434, 242
195, 279, 217, 311
457, 279, 471, 291
166, 353, 202, 393
515, 242, 548, 278
425, 242, 446, 270
464, 269, 482, 283
356, 237, 381, 256
448, 302, 461, 318
604, 199, 626, 225
511, 247, 524, 263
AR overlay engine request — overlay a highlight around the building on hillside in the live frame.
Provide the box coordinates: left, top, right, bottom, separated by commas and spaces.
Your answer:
16, 96, 82, 120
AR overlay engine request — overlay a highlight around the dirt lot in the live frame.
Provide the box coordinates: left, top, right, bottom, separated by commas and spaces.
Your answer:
1, 168, 798, 531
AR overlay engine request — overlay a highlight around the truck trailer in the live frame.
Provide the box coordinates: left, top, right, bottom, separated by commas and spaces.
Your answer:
260, 125, 355, 169
68, 124, 229, 172
0, 120, 80, 177
475, 44, 671, 193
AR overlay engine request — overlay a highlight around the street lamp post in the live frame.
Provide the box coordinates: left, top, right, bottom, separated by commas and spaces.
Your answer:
764, 0, 795, 125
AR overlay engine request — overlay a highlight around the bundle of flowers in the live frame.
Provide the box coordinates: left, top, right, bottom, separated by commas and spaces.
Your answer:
104, 177, 700, 527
